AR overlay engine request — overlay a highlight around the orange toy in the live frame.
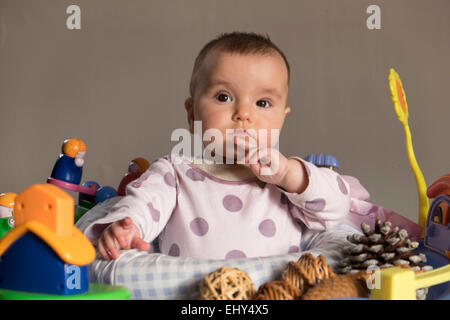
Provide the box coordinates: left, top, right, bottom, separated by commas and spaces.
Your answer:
0, 184, 95, 265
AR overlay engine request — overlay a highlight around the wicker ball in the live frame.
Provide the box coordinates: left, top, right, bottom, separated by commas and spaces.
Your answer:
283, 253, 335, 296
254, 280, 300, 300
199, 267, 256, 300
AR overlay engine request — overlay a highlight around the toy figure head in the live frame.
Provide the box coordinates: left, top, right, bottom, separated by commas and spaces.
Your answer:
62, 138, 87, 167
0, 193, 17, 218
129, 158, 150, 175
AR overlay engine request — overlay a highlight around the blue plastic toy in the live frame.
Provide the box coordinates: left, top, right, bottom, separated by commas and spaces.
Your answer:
95, 186, 118, 204
305, 154, 340, 170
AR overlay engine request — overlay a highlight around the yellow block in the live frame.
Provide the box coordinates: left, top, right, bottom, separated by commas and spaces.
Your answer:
370, 267, 416, 300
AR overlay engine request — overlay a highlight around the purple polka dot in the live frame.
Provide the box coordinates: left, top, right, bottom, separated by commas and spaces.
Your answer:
280, 193, 288, 205
186, 168, 205, 181
222, 195, 243, 212
225, 250, 247, 259
189, 217, 209, 236
164, 172, 176, 187
131, 172, 151, 188
168, 243, 180, 257
305, 198, 326, 212
288, 245, 300, 253
337, 175, 348, 195
147, 202, 160, 222
259, 219, 276, 237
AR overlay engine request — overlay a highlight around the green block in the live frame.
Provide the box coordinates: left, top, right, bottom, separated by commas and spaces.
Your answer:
0, 217, 14, 239
0, 283, 130, 300
74, 205, 90, 223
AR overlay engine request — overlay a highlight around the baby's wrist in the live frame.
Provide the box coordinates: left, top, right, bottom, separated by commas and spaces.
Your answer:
278, 158, 308, 194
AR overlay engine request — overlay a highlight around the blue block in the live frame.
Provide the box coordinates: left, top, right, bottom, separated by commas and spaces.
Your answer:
0, 233, 89, 295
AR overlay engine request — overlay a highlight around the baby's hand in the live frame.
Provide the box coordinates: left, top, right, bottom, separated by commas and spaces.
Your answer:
235, 134, 308, 193
97, 217, 150, 260
234, 134, 288, 183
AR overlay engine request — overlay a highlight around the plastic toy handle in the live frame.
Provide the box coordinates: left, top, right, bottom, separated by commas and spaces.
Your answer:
414, 264, 450, 290
388, 68, 429, 237
402, 123, 429, 236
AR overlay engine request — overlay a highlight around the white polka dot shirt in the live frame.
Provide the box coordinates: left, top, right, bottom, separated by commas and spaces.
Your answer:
82, 154, 351, 259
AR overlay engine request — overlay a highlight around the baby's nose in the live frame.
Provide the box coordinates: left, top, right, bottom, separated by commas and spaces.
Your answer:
233, 101, 253, 122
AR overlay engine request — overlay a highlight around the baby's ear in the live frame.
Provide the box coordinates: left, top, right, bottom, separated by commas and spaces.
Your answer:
284, 106, 291, 115
184, 97, 194, 133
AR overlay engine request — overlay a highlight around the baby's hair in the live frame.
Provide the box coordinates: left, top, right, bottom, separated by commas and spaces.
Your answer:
189, 32, 290, 97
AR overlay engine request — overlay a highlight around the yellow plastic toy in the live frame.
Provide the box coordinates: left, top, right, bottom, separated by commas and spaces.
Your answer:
389, 68, 429, 237
0, 184, 95, 265
0, 193, 17, 209
370, 265, 450, 300
0, 193, 17, 219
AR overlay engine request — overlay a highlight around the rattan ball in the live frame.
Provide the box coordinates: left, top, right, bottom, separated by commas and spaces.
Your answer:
283, 253, 336, 296
199, 267, 256, 300
254, 280, 300, 300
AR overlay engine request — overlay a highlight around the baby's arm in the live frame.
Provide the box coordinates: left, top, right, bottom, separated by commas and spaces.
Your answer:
280, 157, 351, 231
81, 156, 178, 257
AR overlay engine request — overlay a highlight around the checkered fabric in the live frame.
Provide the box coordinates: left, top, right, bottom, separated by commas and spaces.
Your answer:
87, 222, 360, 299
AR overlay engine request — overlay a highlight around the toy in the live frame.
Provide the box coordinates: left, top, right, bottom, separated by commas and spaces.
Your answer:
50, 138, 87, 185
47, 138, 98, 197
95, 186, 118, 204
199, 267, 255, 300
389, 69, 429, 237
370, 264, 450, 300
424, 174, 450, 258
0, 217, 14, 239
305, 154, 340, 171
0, 193, 17, 238
254, 280, 300, 300
0, 193, 17, 218
283, 253, 335, 297
0, 184, 129, 299
255, 254, 338, 300
117, 157, 150, 196
301, 274, 367, 300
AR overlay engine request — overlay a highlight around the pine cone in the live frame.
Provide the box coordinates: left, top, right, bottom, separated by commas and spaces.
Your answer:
301, 274, 369, 300
337, 220, 432, 274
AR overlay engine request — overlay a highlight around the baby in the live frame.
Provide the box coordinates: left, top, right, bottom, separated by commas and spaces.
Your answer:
81, 32, 351, 260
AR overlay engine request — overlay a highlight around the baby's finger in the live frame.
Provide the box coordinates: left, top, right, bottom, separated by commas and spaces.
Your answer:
118, 217, 133, 229
97, 239, 111, 261
131, 237, 151, 252
235, 134, 258, 151
103, 231, 121, 259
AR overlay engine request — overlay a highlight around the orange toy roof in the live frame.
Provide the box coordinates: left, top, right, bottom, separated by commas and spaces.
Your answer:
0, 184, 95, 265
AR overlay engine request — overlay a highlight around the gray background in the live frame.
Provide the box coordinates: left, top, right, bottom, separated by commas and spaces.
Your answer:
0, 0, 449, 223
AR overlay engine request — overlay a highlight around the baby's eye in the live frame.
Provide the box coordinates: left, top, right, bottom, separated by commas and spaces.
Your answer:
216, 93, 232, 103
256, 99, 271, 108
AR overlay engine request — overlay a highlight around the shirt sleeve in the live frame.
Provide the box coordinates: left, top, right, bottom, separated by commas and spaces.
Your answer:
81, 157, 178, 244
278, 157, 351, 231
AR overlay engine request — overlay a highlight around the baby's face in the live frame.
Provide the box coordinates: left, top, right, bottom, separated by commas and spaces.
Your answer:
186, 50, 290, 161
